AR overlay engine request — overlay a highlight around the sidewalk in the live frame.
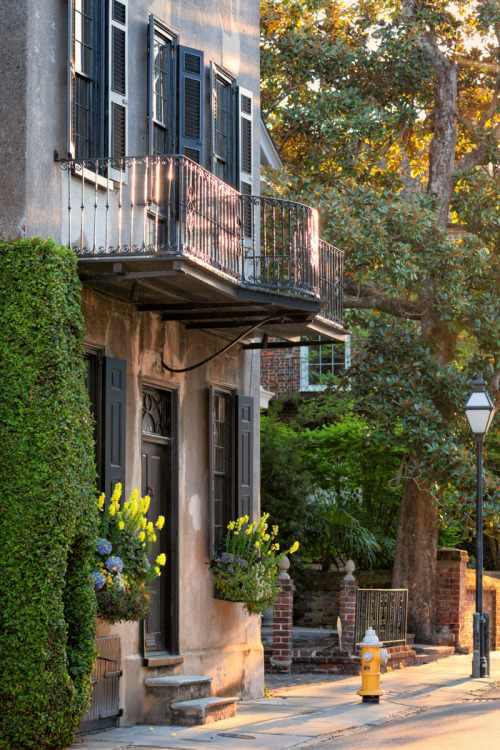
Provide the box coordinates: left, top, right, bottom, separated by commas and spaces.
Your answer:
70, 652, 500, 750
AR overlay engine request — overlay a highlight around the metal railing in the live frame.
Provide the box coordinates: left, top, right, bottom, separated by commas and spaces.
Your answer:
58, 154, 342, 320
354, 589, 408, 647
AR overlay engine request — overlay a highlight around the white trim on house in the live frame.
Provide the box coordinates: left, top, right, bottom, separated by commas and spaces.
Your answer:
299, 335, 351, 392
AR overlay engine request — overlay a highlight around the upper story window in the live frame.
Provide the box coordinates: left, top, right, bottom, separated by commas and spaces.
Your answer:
70, 0, 128, 159
148, 17, 176, 157
300, 336, 351, 392
211, 65, 235, 185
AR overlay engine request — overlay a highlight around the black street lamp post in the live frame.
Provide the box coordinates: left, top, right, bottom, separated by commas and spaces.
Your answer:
464, 372, 496, 679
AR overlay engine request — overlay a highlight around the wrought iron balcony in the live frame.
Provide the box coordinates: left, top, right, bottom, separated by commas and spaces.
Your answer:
59, 155, 343, 331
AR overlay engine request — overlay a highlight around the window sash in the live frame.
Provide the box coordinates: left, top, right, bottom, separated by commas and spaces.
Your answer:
299, 336, 351, 391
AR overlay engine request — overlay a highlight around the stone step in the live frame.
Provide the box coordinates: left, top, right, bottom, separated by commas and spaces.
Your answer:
144, 675, 213, 724
170, 696, 239, 726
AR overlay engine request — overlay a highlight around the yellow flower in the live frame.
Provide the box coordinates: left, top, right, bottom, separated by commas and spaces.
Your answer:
272, 525, 278, 535
130, 488, 139, 502
156, 553, 166, 566
139, 531, 145, 542
234, 531, 239, 536
138, 497, 145, 514
156, 516, 165, 530
118, 521, 125, 530
243, 515, 249, 523
274, 543, 280, 551
289, 541, 299, 554
147, 521, 154, 533
263, 534, 270, 541
227, 522, 235, 530
154, 566, 161, 576
130, 500, 138, 516
97, 493, 105, 510
144, 495, 151, 513
255, 541, 260, 548
109, 505, 116, 516
152, 534, 157, 543
245, 527, 252, 535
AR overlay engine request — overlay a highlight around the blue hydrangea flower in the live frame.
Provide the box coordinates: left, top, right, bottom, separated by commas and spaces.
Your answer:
221, 552, 235, 564
92, 571, 106, 591
96, 538, 112, 556
142, 561, 151, 572
105, 556, 124, 573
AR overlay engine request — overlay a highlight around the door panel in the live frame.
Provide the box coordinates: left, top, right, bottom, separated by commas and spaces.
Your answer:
78, 636, 122, 734
141, 385, 177, 655
142, 439, 168, 652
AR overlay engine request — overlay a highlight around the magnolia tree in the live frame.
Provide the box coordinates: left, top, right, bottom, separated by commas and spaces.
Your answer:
261, 0, 500, 640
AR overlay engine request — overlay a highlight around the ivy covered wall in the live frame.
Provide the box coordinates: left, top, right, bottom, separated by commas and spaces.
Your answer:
0, 238, 97, 749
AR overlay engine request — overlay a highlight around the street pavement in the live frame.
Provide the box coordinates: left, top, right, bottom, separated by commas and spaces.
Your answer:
69, 652, 500, 750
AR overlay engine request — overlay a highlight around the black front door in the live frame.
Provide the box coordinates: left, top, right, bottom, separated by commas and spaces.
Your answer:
141, 387, 178, 654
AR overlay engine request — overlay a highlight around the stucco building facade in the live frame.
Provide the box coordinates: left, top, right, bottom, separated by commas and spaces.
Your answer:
0, 0, 345, 729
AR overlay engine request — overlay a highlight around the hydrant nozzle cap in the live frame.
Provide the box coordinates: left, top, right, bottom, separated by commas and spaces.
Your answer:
360, 627, 383, 647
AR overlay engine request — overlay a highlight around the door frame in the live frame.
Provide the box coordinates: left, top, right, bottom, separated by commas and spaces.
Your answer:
141, 382, 179, 656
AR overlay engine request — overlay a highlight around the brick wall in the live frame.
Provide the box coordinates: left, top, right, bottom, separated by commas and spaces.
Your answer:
260, 341, 301, 398
464, 570, 500, 651
270, 577, 294, 672
436, 548, 500, 651
339, 578, 358, 653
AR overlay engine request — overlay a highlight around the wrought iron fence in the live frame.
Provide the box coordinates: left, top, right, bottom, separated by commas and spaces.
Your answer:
58, 154, 342, 315
240, 195, 320, 296
319, 239, 343, 324
354, 589, 408, 647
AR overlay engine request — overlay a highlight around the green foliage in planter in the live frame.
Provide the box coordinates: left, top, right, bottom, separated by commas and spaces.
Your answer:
96, 583, 151, 625
0, 238, 98, 750
93, 484, 166, 623
210, 514, 299, 615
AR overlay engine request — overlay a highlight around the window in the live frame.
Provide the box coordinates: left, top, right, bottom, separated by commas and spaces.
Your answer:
212, 390, 234, 550
300, 336, 351, 392
70, 0, 128, 159
85, 351, 127, 496
148, 17, 176, 157
211, 65, 235, 185
210, 389, 254, 551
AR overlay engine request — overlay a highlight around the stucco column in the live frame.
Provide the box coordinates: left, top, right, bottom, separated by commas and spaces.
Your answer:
270, 556, 294, 673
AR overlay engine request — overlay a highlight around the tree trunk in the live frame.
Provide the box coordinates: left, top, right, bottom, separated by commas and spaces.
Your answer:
392, 473, 440, 642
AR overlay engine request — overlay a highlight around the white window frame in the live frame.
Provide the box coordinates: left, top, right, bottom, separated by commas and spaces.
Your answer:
299, 335, 351, 392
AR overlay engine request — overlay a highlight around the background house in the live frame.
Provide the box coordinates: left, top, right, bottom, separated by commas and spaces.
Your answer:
0, 0, 344, 730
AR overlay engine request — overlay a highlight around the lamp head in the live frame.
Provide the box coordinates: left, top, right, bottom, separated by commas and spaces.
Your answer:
464, 372, 496, 438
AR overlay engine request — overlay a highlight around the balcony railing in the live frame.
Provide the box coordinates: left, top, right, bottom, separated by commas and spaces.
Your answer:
59, 155, 343, 324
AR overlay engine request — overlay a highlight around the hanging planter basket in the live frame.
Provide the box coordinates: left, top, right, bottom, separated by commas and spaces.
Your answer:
97, 583, 151, 625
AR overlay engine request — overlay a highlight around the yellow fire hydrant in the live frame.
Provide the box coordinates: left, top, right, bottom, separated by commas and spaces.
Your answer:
356, 627, 388, 703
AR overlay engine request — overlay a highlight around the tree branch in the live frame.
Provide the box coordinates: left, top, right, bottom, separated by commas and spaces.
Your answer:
343, 279, 425, 320
454, 121, 500, 173
455, 56, 500, 78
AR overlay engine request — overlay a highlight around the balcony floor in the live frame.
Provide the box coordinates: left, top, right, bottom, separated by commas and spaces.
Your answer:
78, 255, 347, 342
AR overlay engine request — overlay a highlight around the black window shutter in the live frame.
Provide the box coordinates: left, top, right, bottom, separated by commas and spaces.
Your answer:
236, 395, 254, 520
68, 0, 74, 155
103, 356, 127, 498
109, 0, 128, 158
178, 46, 204, 165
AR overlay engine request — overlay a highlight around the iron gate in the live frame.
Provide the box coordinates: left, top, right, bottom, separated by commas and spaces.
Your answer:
78, 635, 122, 733
354, 589, 408, 647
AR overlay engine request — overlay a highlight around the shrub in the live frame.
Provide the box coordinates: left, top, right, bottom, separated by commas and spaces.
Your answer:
0, 238, 97, 749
